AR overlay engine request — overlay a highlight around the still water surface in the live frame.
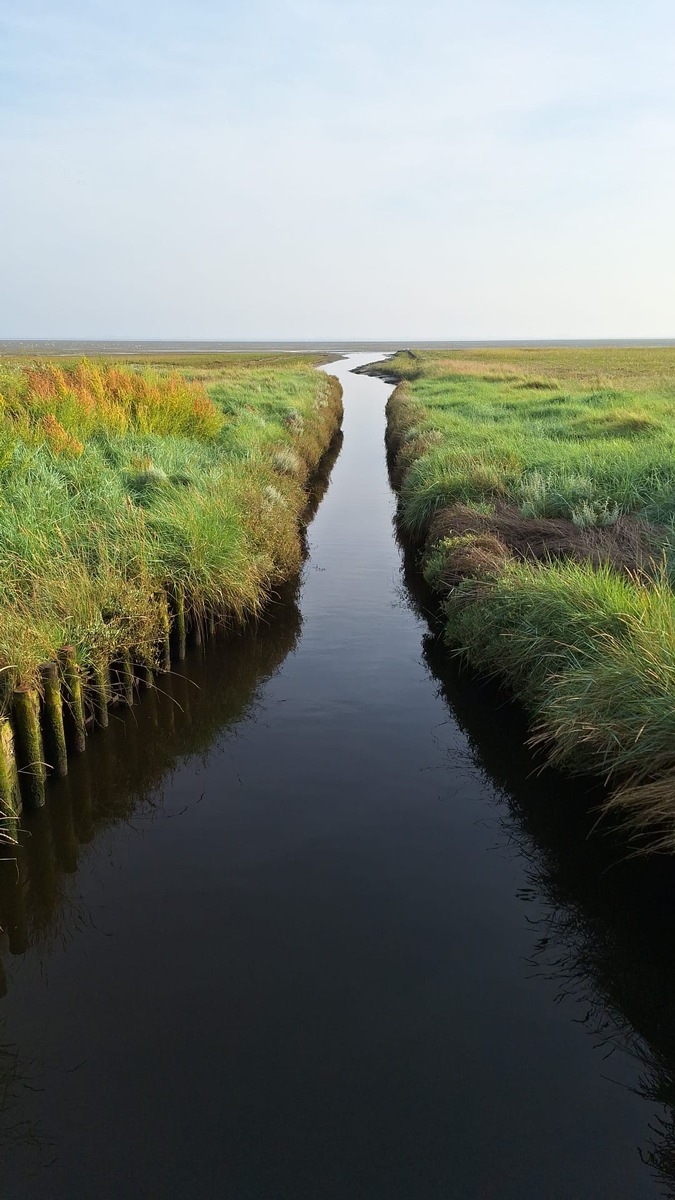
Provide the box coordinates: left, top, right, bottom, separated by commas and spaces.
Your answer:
2, 354, 675, 1197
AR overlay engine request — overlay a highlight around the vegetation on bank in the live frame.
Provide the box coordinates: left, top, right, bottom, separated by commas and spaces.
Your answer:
0, 353, 341, 818
368, 347, 675, 848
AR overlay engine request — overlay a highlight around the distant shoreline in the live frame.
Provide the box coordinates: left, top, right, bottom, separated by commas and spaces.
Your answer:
2, 338, 675, 357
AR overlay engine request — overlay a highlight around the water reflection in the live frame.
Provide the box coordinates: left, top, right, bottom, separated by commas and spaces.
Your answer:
0, 431, 343, 971
3, 389, 675, 1196
402, 546, 675, 1196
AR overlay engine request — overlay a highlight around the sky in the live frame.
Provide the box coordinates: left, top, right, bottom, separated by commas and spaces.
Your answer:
0, 0, 674, 339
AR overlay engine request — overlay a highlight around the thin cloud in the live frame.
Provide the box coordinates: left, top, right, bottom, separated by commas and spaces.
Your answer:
0, 0, 673, 337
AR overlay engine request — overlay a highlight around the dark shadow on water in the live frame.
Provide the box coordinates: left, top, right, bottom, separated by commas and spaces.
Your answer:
399, 538, 675, 1196
0, 599, 302, 955
0, 435, 347, 1154
2, 401, 675, 1194
0, 427, 345, 963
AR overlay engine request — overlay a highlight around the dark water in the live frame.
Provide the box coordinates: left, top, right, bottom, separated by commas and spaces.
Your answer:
2, 354, 675, 1198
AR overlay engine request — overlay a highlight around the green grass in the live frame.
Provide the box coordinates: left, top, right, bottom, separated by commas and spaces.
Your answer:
371, 348, 675, 535
0, 354, 342, 709
373, 347, 675, 848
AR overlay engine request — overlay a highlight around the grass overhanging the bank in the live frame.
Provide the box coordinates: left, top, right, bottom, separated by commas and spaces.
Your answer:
0, 352, 342, 821
366, 347, 675, 850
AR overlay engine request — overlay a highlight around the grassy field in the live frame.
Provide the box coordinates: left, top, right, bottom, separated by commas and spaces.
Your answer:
366, 347, 675, 849
0, 353, 341, 758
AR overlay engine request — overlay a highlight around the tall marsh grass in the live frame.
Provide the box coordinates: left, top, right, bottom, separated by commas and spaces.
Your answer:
0, 356, 342, 709
375, 347, 675, 848
1, 359, 225, 441
443, 561, 675, 845
376, 347, 675, 533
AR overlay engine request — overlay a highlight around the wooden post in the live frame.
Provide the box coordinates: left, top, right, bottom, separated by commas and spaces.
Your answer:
0, 722, 10, 815
40, 662, 68, 778
0, 719, 21, 820
11, 686, 46, 809
58, 646, 86, 753
90, 659, 111, 729
113, 650, 135, 706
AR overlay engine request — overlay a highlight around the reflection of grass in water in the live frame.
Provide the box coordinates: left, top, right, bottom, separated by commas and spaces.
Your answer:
0, 426, 344, 964
510, 822, 675, 1199
410, 558, 675, 1196
0, 596, 302, 959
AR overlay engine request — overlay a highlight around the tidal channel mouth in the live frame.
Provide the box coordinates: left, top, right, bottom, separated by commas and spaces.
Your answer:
2, 353, 675, 1198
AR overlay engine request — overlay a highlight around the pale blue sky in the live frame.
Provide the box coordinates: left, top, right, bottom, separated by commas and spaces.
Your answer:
1, 0, 673, 338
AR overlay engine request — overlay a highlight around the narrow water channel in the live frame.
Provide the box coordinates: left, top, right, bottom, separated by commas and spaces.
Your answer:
2, 354, 675, 1198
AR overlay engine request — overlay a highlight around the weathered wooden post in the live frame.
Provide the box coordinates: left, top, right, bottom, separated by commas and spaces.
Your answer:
58, 646, 86, 753
90, 658, 111, 728
0, 719, 20, 820
11, 686, 46, 809
142, 665, 155, 688
113, 650, 135, 706
40, 662, 68, 777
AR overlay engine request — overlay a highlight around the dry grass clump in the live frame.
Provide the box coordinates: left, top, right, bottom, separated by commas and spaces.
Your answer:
423, 533, 509, 589
1, 359, 224, 440
427, 502, 662, 577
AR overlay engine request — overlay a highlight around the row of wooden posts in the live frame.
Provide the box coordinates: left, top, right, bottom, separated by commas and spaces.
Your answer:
0, 587, 208, 819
